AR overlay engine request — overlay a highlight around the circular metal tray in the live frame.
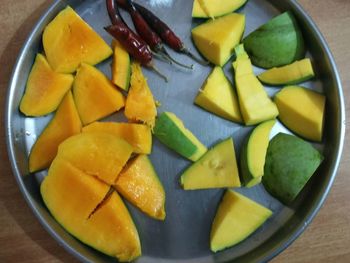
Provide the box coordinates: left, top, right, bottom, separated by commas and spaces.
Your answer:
5, 0, 345, 262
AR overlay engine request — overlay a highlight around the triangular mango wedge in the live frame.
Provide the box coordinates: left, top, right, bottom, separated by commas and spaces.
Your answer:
125, 63, 157, 128
233, 45, 279, 125
192, 13, 245, 66
115, 155, 166, 220
43, 6, 112, 73
82, 122, 152, 154
274, 86, 325, 141
20, 54, 74, 116
210, 190, 272, 252
29, 91, 81, 173
41, 159, 141, 261
192, 0, 247, 18
194, 66, 242, 122
180, 137, 240, 190
73, 63, 125, 125
57, 132, 133, 185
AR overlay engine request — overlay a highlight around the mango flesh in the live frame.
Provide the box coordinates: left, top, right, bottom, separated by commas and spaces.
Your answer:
153, 112, 207, 162
20, 54, 74, 116
194, 66, 242, 123
82, 122, 152, 154
115, 155, 166, 220
258, 58, 315, 85
73, 63, 125, 125
243, 12, 305, 68
233, 45, 279, 125
240, 120, 276, 187
180, 138, 241, 190
192, 0, 247, 18
210, 190, 272, 252
41, 159, 141, 261
263, 133, 324, 204
29, 91, 82, 172
192, 13, 245, 66
125, 63, 157, 128
43, 6, 112, 73
57, 132, 133, 185
87, 191, 141, 261
275, 86, 325, 142
112, 40, 131, 91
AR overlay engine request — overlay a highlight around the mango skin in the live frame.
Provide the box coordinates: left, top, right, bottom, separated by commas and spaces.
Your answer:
243, 12, 305, 68
153, 112, 207, 162
263, 133, 324, 204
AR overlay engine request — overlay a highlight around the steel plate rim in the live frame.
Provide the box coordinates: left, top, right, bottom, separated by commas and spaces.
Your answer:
4, 0, 346, 262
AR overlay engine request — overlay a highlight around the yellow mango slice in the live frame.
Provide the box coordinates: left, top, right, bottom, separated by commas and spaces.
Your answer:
87, 191, 141, 261
192, 0, 247, 18
233, 45, 279, 125
125, 63, 157, 128
57, 132, 133, 185
73, 63, 125, 125
274, 86, 325, 141
112, 40, 131, 91
192, 13, 245, 66
29, 91, 81, 172
41, 159, 141, 261
82, 122, 152, 154
43, 6, 112, 73
240, 120, 276, 187
210, 190, 272, 252
258, 58, 315, 85
20, 54, 73, 116
115, 155, 166, 220
194, 66, 242, 122
180, 138, 240, 190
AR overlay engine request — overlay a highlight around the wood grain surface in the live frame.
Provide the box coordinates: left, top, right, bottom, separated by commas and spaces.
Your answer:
0, 0, 349, 262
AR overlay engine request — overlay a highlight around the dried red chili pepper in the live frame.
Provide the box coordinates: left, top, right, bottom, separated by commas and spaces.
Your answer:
105, 0, 168, 81
117, 0, 209, 65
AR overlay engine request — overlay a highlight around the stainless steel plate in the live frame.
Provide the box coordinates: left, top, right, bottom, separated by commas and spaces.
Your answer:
5, 0, 345, 262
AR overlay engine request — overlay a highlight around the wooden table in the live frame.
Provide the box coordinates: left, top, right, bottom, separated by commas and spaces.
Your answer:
0, 0, 349, 262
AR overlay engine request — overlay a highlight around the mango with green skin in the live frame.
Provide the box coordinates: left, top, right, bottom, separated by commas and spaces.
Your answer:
180, 137, 240, 190
233, 44, 279, 125
274, 86, 325, 142
192, 13, 245, 66
194, 66, 242, 123
240, 120, 276, 187
192, 0, 247, 18
243, 12, 305, 68
153, 112, 207, 162
210, 190, 272, 252
258, 58, 315, 86
263, 133, 324, 204
115, 155, 166, 220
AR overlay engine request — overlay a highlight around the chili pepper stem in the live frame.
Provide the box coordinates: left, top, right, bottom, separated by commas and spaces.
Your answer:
181, 47, 210, 66
149, 63, 169, 82
151, 50, 172, 64
161, 47, 193, 70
